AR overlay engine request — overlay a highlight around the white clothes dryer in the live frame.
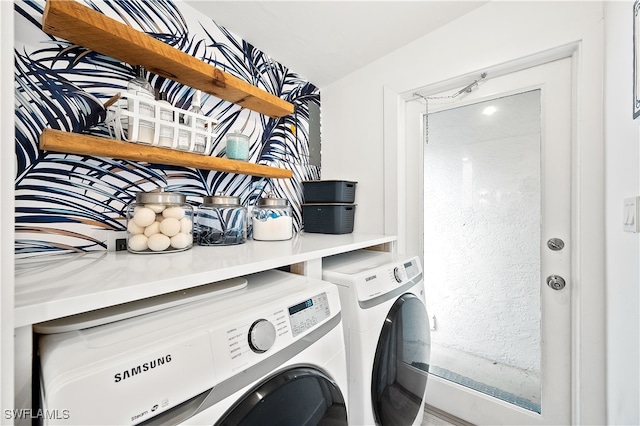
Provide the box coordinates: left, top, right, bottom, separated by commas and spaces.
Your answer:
322, 250, 430, 426
37, 270, 348, 426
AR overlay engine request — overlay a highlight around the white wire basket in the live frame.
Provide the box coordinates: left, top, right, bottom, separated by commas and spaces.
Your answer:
105, 91, 217, 154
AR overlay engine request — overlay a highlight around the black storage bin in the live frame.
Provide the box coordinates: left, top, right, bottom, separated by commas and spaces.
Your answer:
302, 204, 356, 234
303, 180, 357, 203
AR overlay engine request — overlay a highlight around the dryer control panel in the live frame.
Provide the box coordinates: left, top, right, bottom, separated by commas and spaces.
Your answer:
400, 259, 420, 281
356, 257, 421, 302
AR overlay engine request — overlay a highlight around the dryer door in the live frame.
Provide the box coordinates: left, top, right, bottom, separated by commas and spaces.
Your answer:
372, 293, 430, 426
216, 366, 347, 426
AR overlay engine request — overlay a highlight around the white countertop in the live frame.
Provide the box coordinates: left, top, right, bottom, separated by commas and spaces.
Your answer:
15, 232, 396, 327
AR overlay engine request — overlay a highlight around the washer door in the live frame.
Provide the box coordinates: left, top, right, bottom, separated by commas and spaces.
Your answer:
371, 293, 430, 426
216, 366, 347, 426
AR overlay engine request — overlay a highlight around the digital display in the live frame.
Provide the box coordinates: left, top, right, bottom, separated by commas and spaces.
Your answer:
404, 261, 413, 268
289, 298, 313, 315
288, 293, 329, 337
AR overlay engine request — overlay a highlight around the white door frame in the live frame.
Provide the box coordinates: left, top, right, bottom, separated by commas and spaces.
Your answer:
383, 39, 605, 424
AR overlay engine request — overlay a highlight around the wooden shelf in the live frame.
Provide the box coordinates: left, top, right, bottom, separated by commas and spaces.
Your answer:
40, 128, 293, 179
42, 0, 294, 118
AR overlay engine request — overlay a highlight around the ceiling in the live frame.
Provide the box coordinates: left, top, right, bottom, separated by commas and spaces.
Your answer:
184, 1, 488, 88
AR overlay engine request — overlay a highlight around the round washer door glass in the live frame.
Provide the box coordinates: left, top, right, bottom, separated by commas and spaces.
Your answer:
372, 293, 431, 426
216, 367, 347, 426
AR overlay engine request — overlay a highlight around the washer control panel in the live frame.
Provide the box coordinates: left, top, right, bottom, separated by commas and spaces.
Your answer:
288, 292, 331, 337
248, 319, 277, 353
224, 291, 332, 365
226, 309, 289, 363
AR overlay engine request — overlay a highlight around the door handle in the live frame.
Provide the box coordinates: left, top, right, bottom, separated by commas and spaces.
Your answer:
546, 275, 566, 290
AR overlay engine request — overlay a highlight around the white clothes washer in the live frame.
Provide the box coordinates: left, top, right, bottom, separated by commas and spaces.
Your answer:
322, 250, 430, 426
36, 270, 348, 426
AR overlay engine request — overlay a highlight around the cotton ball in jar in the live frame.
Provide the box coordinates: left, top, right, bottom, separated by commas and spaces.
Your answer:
171, 232, 191, 249
127, 220, 145, 235
145, 204, 165, 214
159, 217, 181, 237
133, 207, 156, 227
163, 206, 185, 220
180, 217, 193, 234
144, 221, 161, 237
128, 234, 149, 252
148, 233, 171, 252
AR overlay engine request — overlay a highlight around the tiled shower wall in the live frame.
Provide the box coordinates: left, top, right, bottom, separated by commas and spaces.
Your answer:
14, 0, 320, 258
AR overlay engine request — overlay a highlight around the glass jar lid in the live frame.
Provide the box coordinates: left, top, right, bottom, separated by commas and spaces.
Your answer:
202, 195, 241, 206
136, 189, 186, 204
257, 197, 289, 207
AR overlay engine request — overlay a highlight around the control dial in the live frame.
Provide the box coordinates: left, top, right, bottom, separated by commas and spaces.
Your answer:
248, 319, 276, 353
393, 266, 406, 283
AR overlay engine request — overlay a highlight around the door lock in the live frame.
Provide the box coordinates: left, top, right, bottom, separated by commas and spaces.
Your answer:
546, 275, 566, 290
547, 238, 565, 251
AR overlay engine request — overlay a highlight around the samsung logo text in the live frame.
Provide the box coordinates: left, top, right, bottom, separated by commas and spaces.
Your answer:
114, 354, 172, 383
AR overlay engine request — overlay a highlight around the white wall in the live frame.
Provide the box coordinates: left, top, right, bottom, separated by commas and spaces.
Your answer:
603, 2, 640, 424
322, 1, 610, 423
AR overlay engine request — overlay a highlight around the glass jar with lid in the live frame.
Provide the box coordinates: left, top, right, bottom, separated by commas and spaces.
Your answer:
225, 131, 249, 161
251, 197, 293, 241
126, 189, 194, 253
196, 195, 247, 245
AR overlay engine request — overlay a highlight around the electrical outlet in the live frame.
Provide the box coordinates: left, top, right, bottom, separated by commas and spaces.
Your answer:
115, 238, 127, 251
106, 231, 128, 251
